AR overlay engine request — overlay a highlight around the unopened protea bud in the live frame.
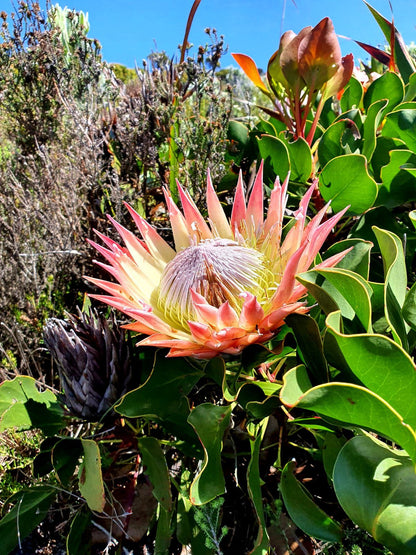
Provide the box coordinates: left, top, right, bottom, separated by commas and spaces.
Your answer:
44, 308, 134, 420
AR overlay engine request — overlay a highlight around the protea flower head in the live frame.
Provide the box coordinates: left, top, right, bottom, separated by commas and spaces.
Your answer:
86, 164, 348, 359
44, 308, 134, 420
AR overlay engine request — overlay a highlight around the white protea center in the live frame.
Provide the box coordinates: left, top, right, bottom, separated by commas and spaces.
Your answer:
157, 238, 270, 329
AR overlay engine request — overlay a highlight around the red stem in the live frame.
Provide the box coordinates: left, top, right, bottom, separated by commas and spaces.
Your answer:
179, 0, 202, 64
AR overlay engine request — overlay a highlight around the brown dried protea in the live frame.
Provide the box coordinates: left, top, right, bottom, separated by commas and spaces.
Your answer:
44, 308, 134, 420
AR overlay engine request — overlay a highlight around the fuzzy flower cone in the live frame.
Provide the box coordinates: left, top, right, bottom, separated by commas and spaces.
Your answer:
87, 163, 349, 359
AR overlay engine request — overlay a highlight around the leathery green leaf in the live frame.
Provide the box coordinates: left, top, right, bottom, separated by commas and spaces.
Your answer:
296, 272, 339, 316
323, 238, 373, 280
377, 149, 416, 208
0, 487, 55, 555
373, 227, 406, 306
257, 134, 290, 184
247, 419, 270, 554
0, 375, 63, 436
298, 268, 373, 332
52, 438, 83, 486
362, 99, 388, 161
286, 313, 328, 385
280, 365, 416, 462
66, 508, 92, 555
138, 437, 172, 512
334, 435, 416, 554
325, 311, 416, 431
404, 72, 416, 100
283, 136, 312, 182
382, 108, 416, 152
319, 154, 377, 214
403, 281, 416, 331
317, 268, 373, 332
363, 72, 404, 115
188, 403, 232, 505
371, 136, 407, 182
318, 118, 361, 168
280, 461, 342, 542
115, 353, 203, 448
322, 432, 348, 483
340, 76, 363, 112
78, 439, 105, 512
373, 226, 408, 347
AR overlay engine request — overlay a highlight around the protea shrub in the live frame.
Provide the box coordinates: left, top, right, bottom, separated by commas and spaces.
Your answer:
86, 163, 349, 359
44, 308, 134, 420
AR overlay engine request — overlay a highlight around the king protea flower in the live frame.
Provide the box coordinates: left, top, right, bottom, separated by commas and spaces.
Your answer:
86, 163, 348, 359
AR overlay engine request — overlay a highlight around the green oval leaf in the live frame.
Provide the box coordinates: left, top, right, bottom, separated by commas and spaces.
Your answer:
188, 403, 232, 505
363, 71, 404, 114
318, 119, 361, 168
317, 268, 373, 332
78, 439, 105, 512
280, 365, 416, 461
296, 271, 340, 317
138, 437, 172, 512
322, 432, 347, 482
362, 99, 389, 161
115, 353, 203, 449
245, 396, 280, 420
286, 313, 328, 385
371, 136, 407, 181
298, 267, 373, 332
404, 72, 416, 100
247, 419, 270, 554
52, 438, 82, 486
334, 435, 416, 554
377, 149, 416, 207
373, 226, 408, 347
66, 508, 92, 555
319, 154, 378, 215
256, 118, 277, 136
340, 76, 364, 112
0, 487, 55, 555
283, 137, 312, 182
323, 238, 373, 279
228, 120, 250, 146
0, 376, 63, 436
382, 108, 416, 152
403, 282, 416, 330
280, 461, 342, 542
325, 311, 416, 431
257, 134, 290, 184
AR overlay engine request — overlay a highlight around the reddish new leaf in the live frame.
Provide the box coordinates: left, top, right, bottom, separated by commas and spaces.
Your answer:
355, 40, 391, 67
231, 53, 269, 94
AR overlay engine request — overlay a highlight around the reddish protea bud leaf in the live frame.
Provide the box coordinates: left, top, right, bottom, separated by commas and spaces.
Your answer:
267, 31, 296, 96
231, 53, 270, 94
325, 53, 354, 99
298, 17, 341, 90
355, 40, 391, 66
280, 26, 311, 88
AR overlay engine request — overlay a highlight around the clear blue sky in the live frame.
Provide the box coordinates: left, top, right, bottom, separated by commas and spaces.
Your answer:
1, 0, 416, 69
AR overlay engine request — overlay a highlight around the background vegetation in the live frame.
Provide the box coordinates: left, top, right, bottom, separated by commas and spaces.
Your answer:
2, 1, 416, 554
